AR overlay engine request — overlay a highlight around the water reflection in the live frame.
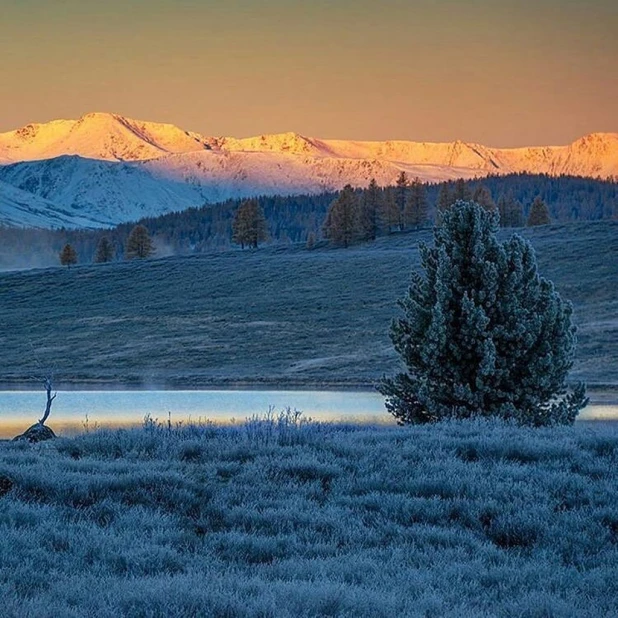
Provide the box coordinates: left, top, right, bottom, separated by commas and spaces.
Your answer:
0, 390, 615, 438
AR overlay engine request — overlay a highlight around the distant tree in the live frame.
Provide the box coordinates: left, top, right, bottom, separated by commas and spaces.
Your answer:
126, 225, 155, 259
453, 178, 473, 202
498, 194, 524, 227
359, 178, 382, 241
395, 171, 409, 230
404, 178, 429, 228
59, 243, 77, 268
379, 200, 587, 426
306, 231, 316, 250
472, 184, 496, 212
94, 236, 114, 263
232, 199, 268, 249
527, 197, 551, 226
322, 184, 359, 248
436, 184, 453, 223
382, 186, 400, 234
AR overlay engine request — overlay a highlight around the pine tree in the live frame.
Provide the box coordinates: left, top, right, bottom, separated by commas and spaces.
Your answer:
472, 184, 496, 212
322, 184, 359, 248
59, 244, 77, 268
379, 200, 587, 426
498, 194, 524, 227
436, 183, 453, 224
94, 236, 114, 263
232, 199, 268, 249
359, 178, 382, 241
395, 171, 409, 230
453, 178, 472, 202
382, 186, 400, 234
126, 225, 155, 259
404, 178, 429, 228
527, 197, 551, 226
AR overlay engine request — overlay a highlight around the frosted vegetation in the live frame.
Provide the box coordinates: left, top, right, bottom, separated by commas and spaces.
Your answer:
0, 414, 617, 617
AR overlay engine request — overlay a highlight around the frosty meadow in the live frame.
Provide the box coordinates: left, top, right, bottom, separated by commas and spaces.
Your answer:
2, 0, 618, 613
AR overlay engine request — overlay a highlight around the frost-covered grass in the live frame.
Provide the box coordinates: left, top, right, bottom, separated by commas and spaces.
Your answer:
0, 221, 616, 388
1, 416, 617, 617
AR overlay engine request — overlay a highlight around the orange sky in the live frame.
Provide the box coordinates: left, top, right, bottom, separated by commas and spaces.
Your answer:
0, 0, 616, 146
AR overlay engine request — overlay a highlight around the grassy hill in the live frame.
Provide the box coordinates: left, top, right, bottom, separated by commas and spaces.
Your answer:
0, 221, 616, 388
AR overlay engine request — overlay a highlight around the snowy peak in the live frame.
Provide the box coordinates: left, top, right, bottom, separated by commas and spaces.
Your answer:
1, 113, 617, 180
0, 112, 213, 163
218, 132, 325, 156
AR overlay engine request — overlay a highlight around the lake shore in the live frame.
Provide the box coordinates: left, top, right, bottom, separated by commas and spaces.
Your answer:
0, 379, 616, 405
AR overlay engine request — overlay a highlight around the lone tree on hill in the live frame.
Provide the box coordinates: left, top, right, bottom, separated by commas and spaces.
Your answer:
232, 199, 268, 249
527, 196, 551, 226
59, 243, 77, 268
126, 225, 155, 259
94, 236, 114, 263
322, 184, 359, 248
379, 200, 587, 426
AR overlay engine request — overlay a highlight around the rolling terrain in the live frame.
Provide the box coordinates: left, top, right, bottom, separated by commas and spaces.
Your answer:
0, 222, 615, 388
0, 112, 617, 228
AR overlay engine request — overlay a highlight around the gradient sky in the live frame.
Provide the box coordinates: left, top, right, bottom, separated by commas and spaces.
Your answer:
1, 0, 616, 146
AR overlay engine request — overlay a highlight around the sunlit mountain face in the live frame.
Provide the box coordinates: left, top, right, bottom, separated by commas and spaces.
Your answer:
0, 112, 617, 229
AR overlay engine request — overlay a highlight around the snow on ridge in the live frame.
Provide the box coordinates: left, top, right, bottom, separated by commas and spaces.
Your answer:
0, 113, 616, 229
1, 112, 616, 178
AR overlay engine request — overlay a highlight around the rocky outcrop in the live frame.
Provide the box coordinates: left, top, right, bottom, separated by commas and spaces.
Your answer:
12, 422, 56, 443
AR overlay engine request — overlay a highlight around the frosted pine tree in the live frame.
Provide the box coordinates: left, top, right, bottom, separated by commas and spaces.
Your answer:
379, 201, 587, 426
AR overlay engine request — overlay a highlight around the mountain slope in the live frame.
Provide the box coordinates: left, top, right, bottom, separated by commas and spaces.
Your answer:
0, 156, 206, 227
0, 179, 102, 228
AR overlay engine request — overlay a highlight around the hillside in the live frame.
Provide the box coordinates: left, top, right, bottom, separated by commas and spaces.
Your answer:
0, 222, 615, 388
0, 113, 617, 228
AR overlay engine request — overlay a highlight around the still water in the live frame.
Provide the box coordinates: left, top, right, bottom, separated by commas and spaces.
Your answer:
0, 390, 615, 438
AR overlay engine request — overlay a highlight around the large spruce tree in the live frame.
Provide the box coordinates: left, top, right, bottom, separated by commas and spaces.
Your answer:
379, 200, 587, 426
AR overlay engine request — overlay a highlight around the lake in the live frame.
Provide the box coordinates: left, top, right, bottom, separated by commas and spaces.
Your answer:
0, 390, 615, 438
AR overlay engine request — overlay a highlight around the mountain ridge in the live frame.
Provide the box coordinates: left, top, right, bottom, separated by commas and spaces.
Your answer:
0, 112, 616, 229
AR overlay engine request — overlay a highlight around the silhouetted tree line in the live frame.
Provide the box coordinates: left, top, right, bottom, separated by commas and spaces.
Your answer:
0, 173, 615, 266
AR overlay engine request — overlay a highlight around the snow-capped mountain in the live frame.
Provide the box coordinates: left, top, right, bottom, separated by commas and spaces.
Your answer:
0, 112, 213, 164
0, 156, 206, 228
0, 112, 616, 228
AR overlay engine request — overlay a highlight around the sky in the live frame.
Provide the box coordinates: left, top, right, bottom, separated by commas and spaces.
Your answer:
0, 0, 616, 146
